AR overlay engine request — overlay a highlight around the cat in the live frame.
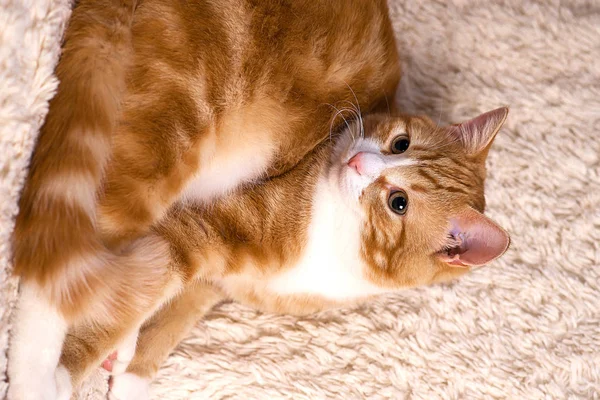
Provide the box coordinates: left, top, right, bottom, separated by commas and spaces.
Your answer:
60, 107, 511, 399
8, 0, 401, 399
7, 0, 511, 399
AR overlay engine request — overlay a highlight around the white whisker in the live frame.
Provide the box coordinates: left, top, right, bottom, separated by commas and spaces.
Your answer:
326, 104, 352, 142
343, 81, 364, 139
383, 93, 391, 116
327, 103, 364, 143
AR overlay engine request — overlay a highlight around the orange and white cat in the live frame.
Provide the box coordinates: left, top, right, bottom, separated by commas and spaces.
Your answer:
7, 0, 510, 399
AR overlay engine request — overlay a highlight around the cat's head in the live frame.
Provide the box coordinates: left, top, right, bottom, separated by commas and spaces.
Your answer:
328, 107, 510, 290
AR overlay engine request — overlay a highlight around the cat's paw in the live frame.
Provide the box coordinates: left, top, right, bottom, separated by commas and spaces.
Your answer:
108, 373, 150, 400
6, 379, 54, 400
7, 365, 72, 400
55, 365, 73, 400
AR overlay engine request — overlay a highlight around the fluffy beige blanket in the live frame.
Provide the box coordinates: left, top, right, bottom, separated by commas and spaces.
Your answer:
1, 0, 599, 398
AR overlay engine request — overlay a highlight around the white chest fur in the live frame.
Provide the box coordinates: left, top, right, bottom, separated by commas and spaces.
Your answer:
266, 178, 388, 301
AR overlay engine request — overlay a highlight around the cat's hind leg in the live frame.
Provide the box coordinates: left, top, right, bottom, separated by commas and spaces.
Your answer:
61, 305, 165, 395
107, 281, 224, 400
55, 234, 181, 392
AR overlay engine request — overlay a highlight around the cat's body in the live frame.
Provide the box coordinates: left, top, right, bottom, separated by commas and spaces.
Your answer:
8, 0, 511, 399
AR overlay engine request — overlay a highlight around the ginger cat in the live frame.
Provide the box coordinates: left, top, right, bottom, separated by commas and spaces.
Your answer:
7, 0, 510, 399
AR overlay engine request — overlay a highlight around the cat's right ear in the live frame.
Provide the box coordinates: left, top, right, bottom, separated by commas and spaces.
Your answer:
437, 207, 510, 268
448, 107, 509, 158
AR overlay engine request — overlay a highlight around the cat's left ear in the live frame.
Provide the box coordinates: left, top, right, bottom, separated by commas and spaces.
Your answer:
438, 207, 510, 268
448, 107, 509, 157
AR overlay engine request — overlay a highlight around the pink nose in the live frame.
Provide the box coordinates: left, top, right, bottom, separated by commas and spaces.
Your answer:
348, 152, 365, 175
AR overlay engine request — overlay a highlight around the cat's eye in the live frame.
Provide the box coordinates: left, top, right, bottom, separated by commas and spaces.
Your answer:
388, 191, 408, 215
391, 135, 410, 154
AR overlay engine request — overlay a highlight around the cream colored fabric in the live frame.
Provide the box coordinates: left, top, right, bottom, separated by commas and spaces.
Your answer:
2, 1, 599, 399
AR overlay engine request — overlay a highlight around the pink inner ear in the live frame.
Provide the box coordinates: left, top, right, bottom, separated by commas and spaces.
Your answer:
449, 107, 509, 155
438, 208, 510, 267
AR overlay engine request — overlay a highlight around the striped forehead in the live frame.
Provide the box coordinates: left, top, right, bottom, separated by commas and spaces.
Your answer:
389, 120, 408, 138
369, 118, 408, 145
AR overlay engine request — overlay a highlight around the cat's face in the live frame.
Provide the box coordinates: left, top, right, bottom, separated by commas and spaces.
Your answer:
328, 108, 510, 290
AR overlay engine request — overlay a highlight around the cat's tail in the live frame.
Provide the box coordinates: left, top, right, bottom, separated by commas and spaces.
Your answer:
11, 0, 140, 323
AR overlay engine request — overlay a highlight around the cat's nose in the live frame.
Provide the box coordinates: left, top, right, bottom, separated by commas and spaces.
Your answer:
348, 152, 366, 175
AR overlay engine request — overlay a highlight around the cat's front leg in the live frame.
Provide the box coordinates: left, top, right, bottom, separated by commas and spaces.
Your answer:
106, 281, 224, 400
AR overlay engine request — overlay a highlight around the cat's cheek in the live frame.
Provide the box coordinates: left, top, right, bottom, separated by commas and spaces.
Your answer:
343, 169, 368, 201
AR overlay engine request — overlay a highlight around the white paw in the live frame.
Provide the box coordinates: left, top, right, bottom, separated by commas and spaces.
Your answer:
111, 330, 139, 375
7, 376, 55, 400
55, 365, 73, 400
108, 373, 150, 400
7, 366, 71, 400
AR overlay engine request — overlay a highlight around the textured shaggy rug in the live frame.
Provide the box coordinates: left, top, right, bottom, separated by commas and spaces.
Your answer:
1, 0, 599, 399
